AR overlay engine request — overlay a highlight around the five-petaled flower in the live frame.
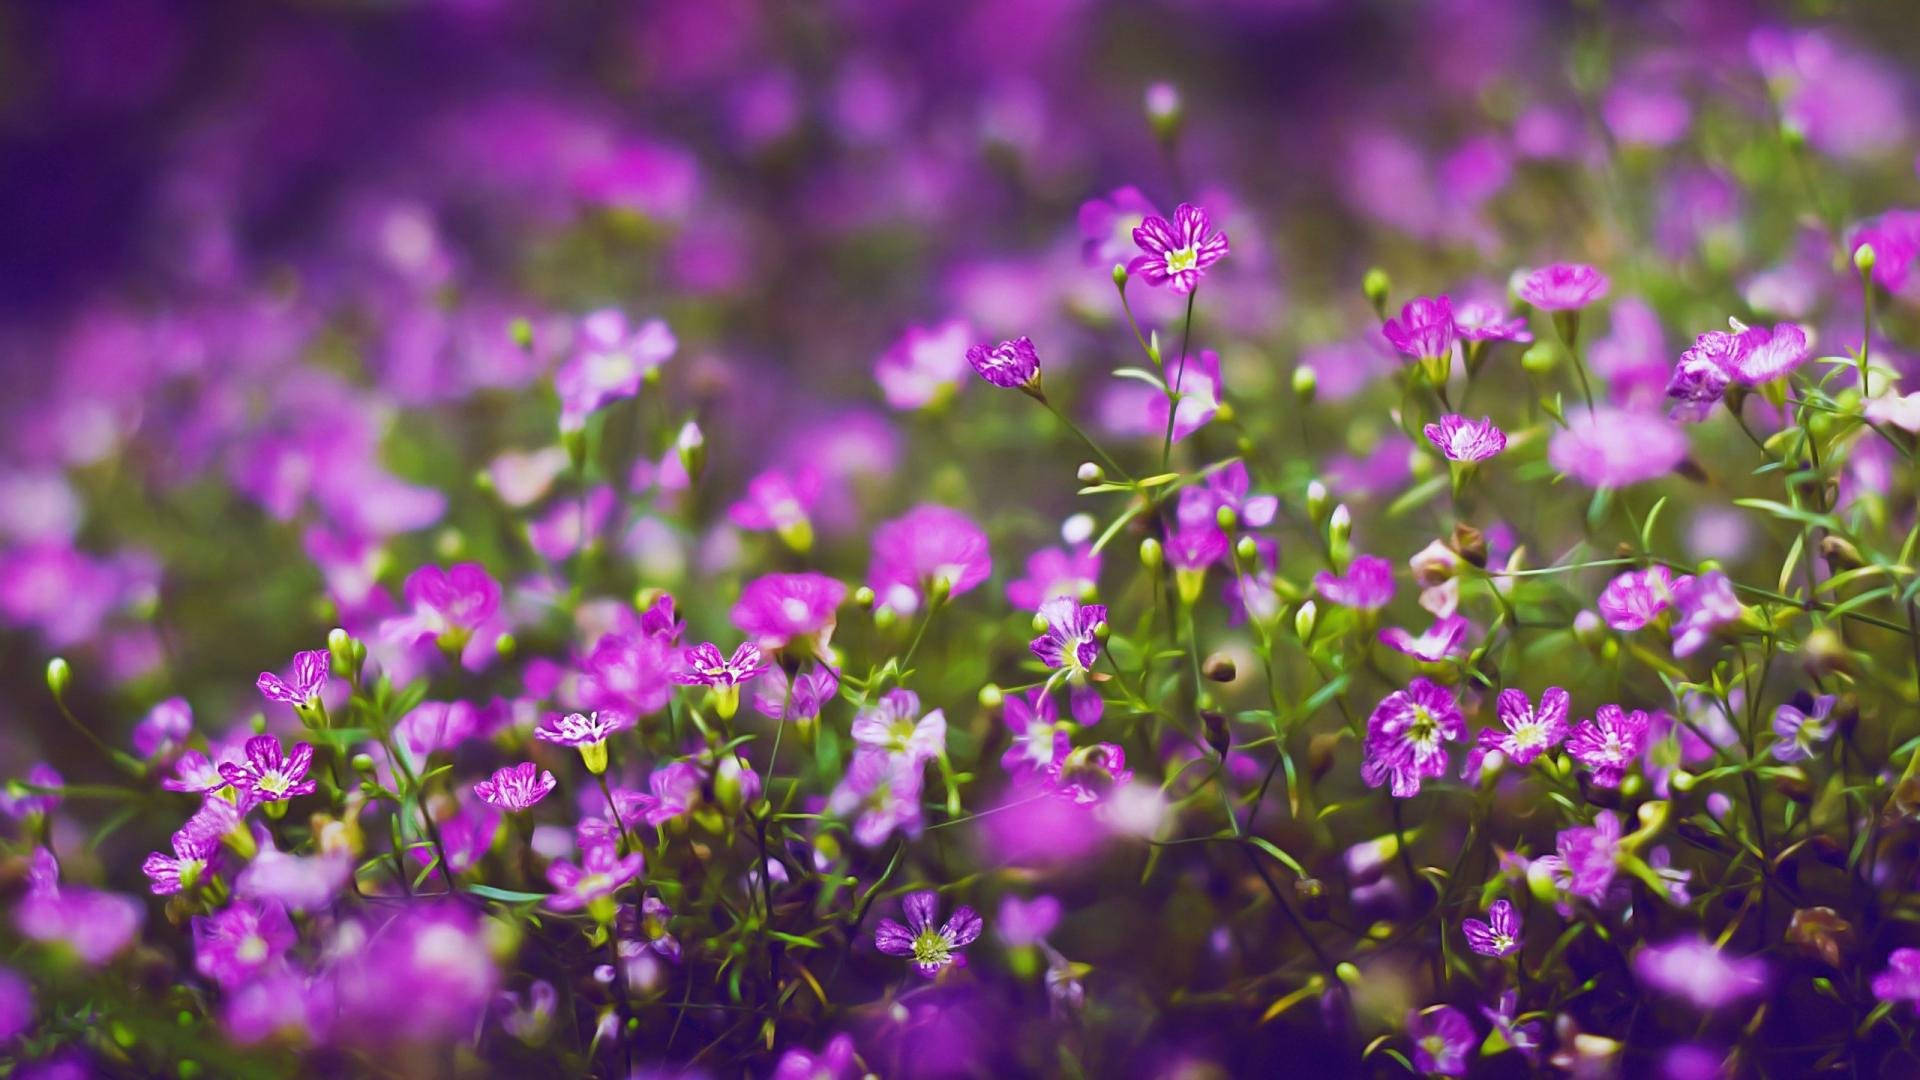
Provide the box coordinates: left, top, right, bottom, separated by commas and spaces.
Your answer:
1128, 203, 1228, 295
546, 843, 646, 919
257, 649, 331, 710
1566, 705, 1653, 788
142, 797, 237, 895
1476, 687, 1570, 769
1030, 596, 1106, 675
473, 762, 558, 812
674, 641, 769, 719
535, 711, 635, 775
850, 689, 947, 767
965, 337, 1042, 392
1462, 899, 1523, 957
1361, 678, 1465, 797
874, 891, 983, 977
218, 736, 317, 809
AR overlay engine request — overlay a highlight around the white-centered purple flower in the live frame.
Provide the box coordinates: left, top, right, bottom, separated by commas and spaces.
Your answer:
1462, 898, 1522, 957
965, 336, 1041, 390
1771, 694, 1839, 762
1598, 565, 1681, 632
1476, 686, 1571, 767
473, 762, 558, 812
850, 688, 946, 767
1670, 570, 1740, 656
1361, 678, 1465, 798
256, 649, 330, 708
1128, 203, 1228, 295
1030, 596, 1106, 675
1423, 414, 1507, 462
218, 735, 317, 808
674, 641, 769, 688
1566, 705, 1652, 788
1314, 555, 1395, 611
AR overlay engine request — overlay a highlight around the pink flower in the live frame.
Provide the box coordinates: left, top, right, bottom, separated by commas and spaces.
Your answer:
1462, 899, 1522, 957
1423, 414, 1507, 462
1030, 596, 1106, 675
850, 689, 946, 767
546, 844, 645, 913
1383, 296, 1457, 361
1566, 705, 1653, 788
256, 649, 330, 708
1001, 690, 1068, 777
1547, 406, 1687, 488
554, 310, 676, 432
534, 710, 633, 750
1670, 571, 1740, 657
965, 336, 1041, 390
1314, 555, 1395, 610
1635, 937, 1768, 1009
876, 320, 972, 410
473, 762, 557, 812
381, 563, 503, 650
218, 735, 317, 808
868, 505, 992, 615
1873, 948, 1920, 1008
1598, 565, 1681, 631
1005, 544, 1100, 611
727, 468, 822, 543
731, 572, 847, 649
1128, 203, 1229, 294
1518, 263, 1609, 310
1378, 615, 1470, 662
1361, 678, 1465, 797
1476, 687, 1570, 766
827, 749, 924, 847
673, 642, 769, 687
1726, 322, 1811, 385
874, 891, 982, 976
1453, 301, 1532, 342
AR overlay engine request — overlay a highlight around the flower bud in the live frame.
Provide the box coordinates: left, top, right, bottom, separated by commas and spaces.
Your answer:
1305, 480, 1329, 521
1202, 652, 1237, 683
1077, 462, 1105, 485
1293, 600, 1318, 642
1215, 505, 1237, 532
509, 316, 534, 350
1233, 535, 1258, 564
327, 627, 354, 671
873, 606, 898, 632
45, 657, 71, 702
1031, 612, 1051, 635
1855, 243, 1878, 275
1139, 537, 1164, 570
675, 421, 706, 483
495, 632, 517, 659
1361, 268, 1391, 315
977, 683, 1004, 710
350, 753, 375, 773
1112, 263, 1129, 289
1144, 81, 1181, 140
852, 585, 876, 610
1291, 364, 1317, 404
1521, 343, 1559, 374
1202, 710, 1230, 757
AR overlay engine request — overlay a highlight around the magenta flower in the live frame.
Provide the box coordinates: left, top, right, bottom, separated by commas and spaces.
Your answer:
850, 689, 947, 767
726, 468, 822, 545
1453, 301, 1532, 342
1314, 555, 1395, 610
473, 762, 558, 812
1481, 990, 1542, 1065
965, 336, 1041, 391
1548, 406, 1688, 488
1005, 544, 1101, 611
1383, 296, 1457, 361
1128, 203, 1228, 294
235, 830, 352, 913
1727, 322, 1811, 385
1423, 414, 1507, 462
1175, 461, 1278, 532
1378, 615, 1470, 662
623, 761, 703, 828
1462, 899, 1522, 957
674, 642, 769, 687
1030, 596, 1106, 675
1477, 687, 1570, 766
1670, 570, 1740, 657
192, 899, 295, 990
875, 319, 972, 410
535, 710, 633, 750
1165, 523, 1228, 572
750, 665, 839, 723
218, 735, 317, 808
997, 894, 1062, 948
874, 891, 983, 976
1408, 1005, 1474, 1077
1772, 694, 1839, 762
1598, 565, 1680, 632
1538, 811, 1623, 905
382, 563, 502, 648
0, 763, 62, 819
1635, 937, 1768, 1009
1079, 185, 1161, 267
133, 697, 193, 759
1665, 333, 1737, 421
1518, 263, 1609, 310
1047, 742, 1133, 804
1873, 948, 1920, 1009
1361, 678, 1465, 797
554, 310, 676, 432
1001, 690, 1068, 777
141, 806, 229, 895
1566, 705, 1653, 788
578, 629, 678, 718
868, 505, 992, 615
256, 649, 330, 708
546, 843, 645, 914
774, 1034, 859, 1080
14, 849, 142, 966
828, 749, 925, 847
731, 572, 847, 649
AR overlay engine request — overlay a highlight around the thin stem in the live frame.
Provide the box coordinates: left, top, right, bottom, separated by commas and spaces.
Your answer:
1161, 290, 1198, 469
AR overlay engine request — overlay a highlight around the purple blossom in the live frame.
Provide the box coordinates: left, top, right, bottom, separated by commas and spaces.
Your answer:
1727, 322, 1811, 385
1665, 334, 1736, 421
161, 750, 229, 794
1518, 263, 1610, 310
1423, 414, 1507, 462
1548, 406, 1689, 488
534, 710, 634, 749
473, 762, 558, 812
1128, 202, 1228, 294
673, 641, 769, 687
1001, 690, 1068, 777
1314, 555, 1395, 610
217, 735, 317, 808
1079, 185, 1160, 267
235, 830, 352, 913
965, 336, 1041, 390
997, 894, 1063, 948
133, 697, 193, 760
578, 629, 678, 718
1005, 544, 1101, 611
1407, 1005, 1475, 1077
554, 310, 676, 432
1164, 523, 1228, 571
1477, 687, 1570, 767
1175, 461, 1278, 532
1542, 810, 1623, 904
850, 689, 946, 766
1462, 898, 1522, 956
0, 764, 63, 819
14, 849, 143, 966
750, 664, 839, 723
1361, 678, 1465, 797
827, 749, 925, 847
256, 648, 330, 707
1670, 570, 1740, 656
1480, 990, 1542, 1065
192, 899, 296, 990
875, 320, 971, 410
774, 1034, 859, 1080
1383, 296, 1457, 361
1772, 694, 1839, 762
382, 563, 503, 648
1030, 596, 1106, 675
868, 505, 992, 614
1566, 705, 1653, 788
546, 843, 645, 913
1635, 937, 1768, 1009
1149, 349, 1224, 443
726, 468, 821, 542
1598, 565, 1681, 631
873, 891, 983, 976
623, 761, 704, 828
1047, 743, 1134, 804
1378, 615, 1471, 662
1453, 301, 1532, 342
1873, 948, 1920, 1009
731, 572, 847, 649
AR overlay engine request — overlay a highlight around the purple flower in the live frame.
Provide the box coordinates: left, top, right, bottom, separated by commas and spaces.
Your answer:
1006, 544, 1101, 611
141, 808, 228, 896
1726, 322, 1811, 385
554, 310, 676, 432
617, 896, 683, 982
1030, 596, 1106, 675
473, 762, 558, 812
1518, 263, 1609, 310
1477, 687, 1570, 766
623, 761, 704, 828
217, 735, 317, 808
546, 843, 645, 914
1462, 899, 1522, 957
1544, 811, 1624, 904
1079, 185, 1160, 267
1165, 523, 1229, 573
1480, 990, 1542, 1065
774, 1034, 858, 1080
726, 468, 822, 546
1378, 615, 1471, 662
235, 831, 352, 913
14, 849, 143, 966
578, 629, 678, 718
256, 649, 330, 707
1635, 937, 1768, 1009
1453, 301, 1532, 342
868, 505, 992, 615
382, 563, 503, 649
1423, 414, 1507, 462
876, 320, 971, 410
673, 641, 769, 687
827, 749, 924, 847
192, 899, 295, 990
1772, 694, 1839, 762
997, 895, 1062, 948
1665, 335, 1736, 421
1548, 406, 1689, 488
964, 336, 1041, 390
1047, 743, 1133, 804
1670, 570, 1740, 657
750, 664, 839, 723
133, 697, 193, 760
1361, 678, 1465, 797
1567, 705, 1652, 788
1383, 296, 1458, 361
1175, 461, 1278, 532
873, 891, 983, 976
851, 689, 946, 766
1408, 1005, 1474, 1077
1314, 555, 1395, 610
535, 711, 632, 773
161, 750, 228, 794
0, 764, 63, 819
731, 572, 847, 650
1128, 202, 1228, 294
1598, 565, 1681, 631
1002, 690, 1068, 777
1873, 948, 1920, 1009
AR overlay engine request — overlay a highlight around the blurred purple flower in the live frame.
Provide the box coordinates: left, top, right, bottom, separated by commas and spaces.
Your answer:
1518, 263, 1609, 310
1635, 937, 1768, 1009
876, 320, 972, 410
1423, 414, 1507, 462
1772, 694, 1839, 762
869, 505, 992, 615
1314, 555, 1395, 610
731, 572, 847, 649
193, 898, 295, 990
1378, 615, 1470, 662
554, 310, 676, 433
1671, 570, 1740, 656
1599, 565, 1680, 631
1006, 544, 1100, 611
1408, 1005, 1474, 1076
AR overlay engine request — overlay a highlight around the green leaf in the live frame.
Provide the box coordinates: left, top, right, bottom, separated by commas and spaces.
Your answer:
464, 883, 550, 903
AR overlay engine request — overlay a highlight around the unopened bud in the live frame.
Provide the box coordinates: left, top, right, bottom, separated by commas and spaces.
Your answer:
1139, 537, 1164, 570
1521, 343, 1559, 374
495, 633, 517, 659
1305, 480, 1329, 521
852, 585, 876, 610
1144, 81, 1182, 139
1292, 364, 1317, 403
1202, 710, 1230, 757
45, 657, 70, 702
509, 316, 534, 350
1361, 268, 1391, 315
350, 753, 375, 773
1111, 263, 1129, 289
1031, 612, 1051, 635
675, 421, 705, 482
977, 683, 1004, 710
1855, 243, 1878, 275
1234, 535, 1258, 564
1215, 505, 1237, 531
1294, 600, 1318, 641
1077, 462, 1105, 485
